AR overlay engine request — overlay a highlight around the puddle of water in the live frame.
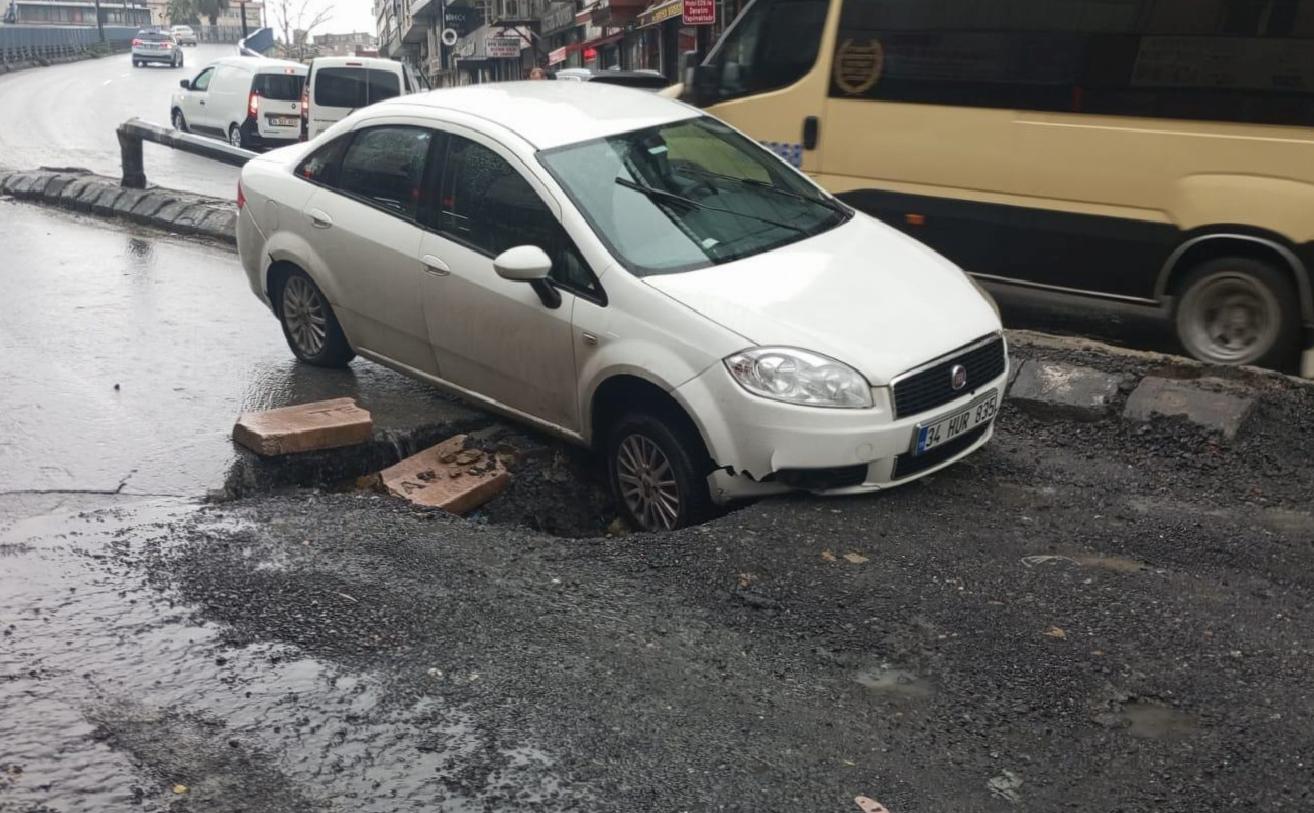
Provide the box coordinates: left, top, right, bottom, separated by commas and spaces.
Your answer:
1073, 554, 1148, 573
0, 500, 590, 811
1117, 701, 1200, 739
854, 666, 934, 700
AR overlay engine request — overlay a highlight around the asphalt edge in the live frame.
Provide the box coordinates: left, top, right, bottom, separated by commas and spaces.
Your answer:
0, 167, 236, 245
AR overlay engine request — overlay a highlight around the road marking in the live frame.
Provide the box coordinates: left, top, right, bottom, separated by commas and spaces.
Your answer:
120, 72, 129, 77
102, 79, 113, 86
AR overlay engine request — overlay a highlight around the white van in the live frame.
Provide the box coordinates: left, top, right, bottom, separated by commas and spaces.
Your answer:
171, 57, 308, 150
301, 56, 427, 141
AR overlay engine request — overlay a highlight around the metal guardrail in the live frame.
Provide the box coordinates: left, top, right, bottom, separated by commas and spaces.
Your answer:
0, 25, 137, 65
116, 117, 256, 188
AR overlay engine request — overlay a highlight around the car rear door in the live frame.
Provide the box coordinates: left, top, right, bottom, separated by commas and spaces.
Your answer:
298, 122, 436, 375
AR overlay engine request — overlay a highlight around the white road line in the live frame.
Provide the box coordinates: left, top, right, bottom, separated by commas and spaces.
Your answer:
102, 79, 113, 86
120, 72, 129, 78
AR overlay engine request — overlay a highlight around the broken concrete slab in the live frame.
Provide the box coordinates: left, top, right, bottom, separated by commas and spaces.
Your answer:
1008, 359, 1123, 420
1123, 377, 1256, 439
379, 435, 509, 515
232, 398, 374, 457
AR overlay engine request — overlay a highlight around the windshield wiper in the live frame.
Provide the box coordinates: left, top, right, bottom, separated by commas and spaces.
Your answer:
614, 176, 805, 235
678, 166, 849, 217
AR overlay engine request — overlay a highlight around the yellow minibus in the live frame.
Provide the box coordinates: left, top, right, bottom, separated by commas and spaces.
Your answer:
684, 0, 1314, 374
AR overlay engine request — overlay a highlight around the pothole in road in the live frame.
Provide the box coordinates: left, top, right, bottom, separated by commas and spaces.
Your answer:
219, 421, 625, 539
854, 666, 935, 700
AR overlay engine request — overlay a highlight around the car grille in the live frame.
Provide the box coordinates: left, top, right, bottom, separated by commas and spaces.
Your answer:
891, 425, 989, 480
891, 336, 1007, 420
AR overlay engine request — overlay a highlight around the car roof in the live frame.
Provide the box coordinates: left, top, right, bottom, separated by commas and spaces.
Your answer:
312, 56, 402, 71
373, 82, 698, 150
209, 56, 307, 73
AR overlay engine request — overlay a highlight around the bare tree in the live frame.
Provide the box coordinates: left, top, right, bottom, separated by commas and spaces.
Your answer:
269, 0, 333, 61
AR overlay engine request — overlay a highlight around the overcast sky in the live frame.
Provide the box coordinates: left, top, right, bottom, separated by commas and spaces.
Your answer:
271, 0, 376, 37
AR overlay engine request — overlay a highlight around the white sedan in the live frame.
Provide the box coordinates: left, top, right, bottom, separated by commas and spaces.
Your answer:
236, 83, 1007, 531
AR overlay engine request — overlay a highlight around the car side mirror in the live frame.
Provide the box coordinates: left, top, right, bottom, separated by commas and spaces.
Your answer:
494, 245, 561, 308
179, 79, 190, 89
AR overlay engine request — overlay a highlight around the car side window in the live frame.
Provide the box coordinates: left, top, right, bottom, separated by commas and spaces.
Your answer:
295, 136, 349, 187
336, 126, 432, 218
434, 135, 600, 297
191, 67, 214, 91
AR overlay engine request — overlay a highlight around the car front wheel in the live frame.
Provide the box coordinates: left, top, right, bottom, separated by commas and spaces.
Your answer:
276, 270, 354, 368
607, 412, 713, 532
1174, 256, 1299, 369
171, 108, 187, 132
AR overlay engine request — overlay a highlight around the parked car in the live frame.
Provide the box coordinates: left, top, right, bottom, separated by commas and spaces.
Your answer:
131, 29, 183, 68
171, 57, 307, 149
236, 84, 1006, 531
553, 67, 670, 91
301, 56, 427, 141
170, 24, 197, 46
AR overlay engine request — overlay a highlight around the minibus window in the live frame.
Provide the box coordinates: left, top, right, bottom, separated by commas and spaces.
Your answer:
703, 0, 828, 103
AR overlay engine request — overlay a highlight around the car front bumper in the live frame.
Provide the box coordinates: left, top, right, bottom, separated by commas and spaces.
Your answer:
675, 354, 1010, 503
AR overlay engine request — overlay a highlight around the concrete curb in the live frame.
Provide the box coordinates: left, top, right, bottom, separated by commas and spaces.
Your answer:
0, 167, 236, 244
0, 48, 116, 75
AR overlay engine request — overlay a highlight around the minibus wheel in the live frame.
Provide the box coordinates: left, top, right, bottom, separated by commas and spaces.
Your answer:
1174, 256, 1299, 369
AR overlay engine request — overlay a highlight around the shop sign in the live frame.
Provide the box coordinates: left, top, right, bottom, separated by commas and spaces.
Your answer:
639, 0, 682, 27
548, 46, 569, 65
682, 0, 715, 25
485, 36, 522, 58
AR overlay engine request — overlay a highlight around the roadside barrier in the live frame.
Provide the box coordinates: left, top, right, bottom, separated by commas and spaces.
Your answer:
0, 25, 137, 67
116, 117, 255, 188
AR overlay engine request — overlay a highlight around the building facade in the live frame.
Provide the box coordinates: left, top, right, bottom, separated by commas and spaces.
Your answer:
373, 0, 744, 88
7, 0, 150, 26
314, 30, 378, 55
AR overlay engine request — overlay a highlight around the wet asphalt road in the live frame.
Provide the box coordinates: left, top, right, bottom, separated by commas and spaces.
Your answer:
3, 370, 1313, 812
2, 197, 1313, 809
0, 200, 477, 498
0, 44, 240, 198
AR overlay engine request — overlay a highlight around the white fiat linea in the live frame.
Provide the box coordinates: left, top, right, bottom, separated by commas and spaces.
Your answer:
236, 83, 1008, 531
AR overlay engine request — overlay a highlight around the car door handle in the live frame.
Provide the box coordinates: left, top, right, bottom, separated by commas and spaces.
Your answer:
307, 209, 332, 229
199, 99, 206, 105
421, 255, 450, 276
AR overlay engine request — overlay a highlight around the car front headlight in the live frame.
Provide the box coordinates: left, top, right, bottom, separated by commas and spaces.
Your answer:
724, 348, 873, 409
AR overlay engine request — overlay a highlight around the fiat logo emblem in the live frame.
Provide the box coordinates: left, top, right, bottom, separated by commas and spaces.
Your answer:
950, 364, 968, 391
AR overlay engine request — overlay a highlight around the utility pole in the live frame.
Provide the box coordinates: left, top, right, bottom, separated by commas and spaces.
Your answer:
93, 0, 104, 43
239, 1, 249, 37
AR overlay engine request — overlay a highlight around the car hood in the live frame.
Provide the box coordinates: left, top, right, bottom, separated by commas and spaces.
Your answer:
642, 214, 1002, 386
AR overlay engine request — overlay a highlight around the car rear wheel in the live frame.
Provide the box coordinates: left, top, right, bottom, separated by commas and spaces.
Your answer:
276, 270, 354, 368
171, 108, 187, 132
132, 59, 140, 67
228, 124, 246, 149
606, 412, 713, 532
1174, 256, 1299, 369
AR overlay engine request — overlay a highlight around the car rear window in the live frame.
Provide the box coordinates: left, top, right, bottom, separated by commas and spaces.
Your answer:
254, 73, 305, 101
137, 31, 170, 41
313, 67, 401, 109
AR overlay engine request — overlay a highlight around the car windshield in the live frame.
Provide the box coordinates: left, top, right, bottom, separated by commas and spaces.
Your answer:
538, 116, 849, 276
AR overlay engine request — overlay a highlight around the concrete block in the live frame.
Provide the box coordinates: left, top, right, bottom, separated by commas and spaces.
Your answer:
379, 435, 510, 515
197, 208, 237, 240
10, 173, 37, 195
1008, 360, 1122, 420
59, 178, 91, 204
90, 186, 125, 215
127, 192, 173, 222
232, 398, 374, 457
1123, 377, 1256, 439
154, 200, 187, 224
42, 175, 76, 199
112, 187, 149, 215
74, 180, 109, 211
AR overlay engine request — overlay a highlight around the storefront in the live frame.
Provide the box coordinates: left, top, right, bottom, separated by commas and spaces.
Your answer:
632, 0, 696, 81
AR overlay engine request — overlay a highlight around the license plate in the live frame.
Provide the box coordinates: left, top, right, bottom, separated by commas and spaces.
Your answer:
268, 116, 298, 127
913, 393, 998, 455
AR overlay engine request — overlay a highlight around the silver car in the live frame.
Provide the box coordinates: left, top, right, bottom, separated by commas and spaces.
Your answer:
131, 30, 183, 68
170, 25, 198, 46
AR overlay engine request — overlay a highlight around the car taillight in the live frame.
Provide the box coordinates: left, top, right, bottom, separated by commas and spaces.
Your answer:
132, 38, 142, 46
299, 84, 309, 140
162, 41, 172, 48
236, 181, 245, 210
248, 91, 259, 118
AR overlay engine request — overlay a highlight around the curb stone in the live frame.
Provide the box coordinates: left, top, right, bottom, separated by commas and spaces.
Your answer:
1008, 359, 1124, 420
0, 167, 236, 244
1123, 377, 1257, 439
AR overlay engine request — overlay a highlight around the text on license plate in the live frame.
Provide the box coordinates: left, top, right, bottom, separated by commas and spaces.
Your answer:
267, 116, 298, 127
914, 393, 998, 455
